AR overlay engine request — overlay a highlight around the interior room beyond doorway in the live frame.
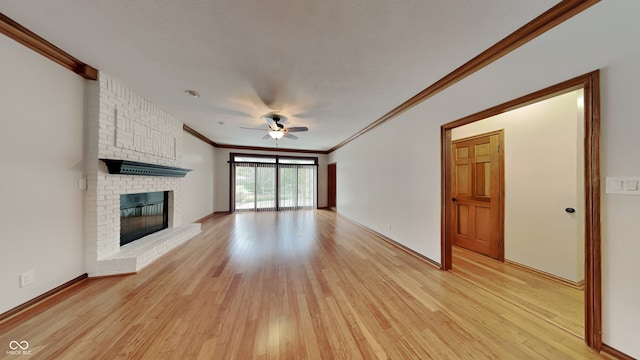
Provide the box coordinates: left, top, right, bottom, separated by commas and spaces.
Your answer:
450, 89, 586, 337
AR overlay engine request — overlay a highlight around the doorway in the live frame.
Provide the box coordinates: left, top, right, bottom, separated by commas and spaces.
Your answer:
328, 163, 337, 211
441, 71, 601, 349
450, 93, 586, 335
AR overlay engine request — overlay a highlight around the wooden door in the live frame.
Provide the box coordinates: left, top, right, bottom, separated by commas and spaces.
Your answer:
328, 163, 336, 210
451, 131, 503, 260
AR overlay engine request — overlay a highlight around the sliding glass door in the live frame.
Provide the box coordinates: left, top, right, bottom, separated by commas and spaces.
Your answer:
234, 162, 276, 211
278, 164, 316, 210
231, 154, 317, 212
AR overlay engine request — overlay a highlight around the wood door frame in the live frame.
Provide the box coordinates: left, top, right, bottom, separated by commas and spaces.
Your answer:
451, 130, 505, 261
328, 162, 337, 210
441, 70, 601, 350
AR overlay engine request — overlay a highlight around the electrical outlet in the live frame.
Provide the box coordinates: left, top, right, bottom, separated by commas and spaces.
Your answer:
19, 270, 34, 288
387, 224, 391, 231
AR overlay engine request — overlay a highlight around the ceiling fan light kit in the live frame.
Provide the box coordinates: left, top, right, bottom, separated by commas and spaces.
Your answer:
269, 130, 285, 140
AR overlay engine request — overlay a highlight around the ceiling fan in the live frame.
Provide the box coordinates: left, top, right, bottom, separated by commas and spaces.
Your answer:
241, 113, 309, 140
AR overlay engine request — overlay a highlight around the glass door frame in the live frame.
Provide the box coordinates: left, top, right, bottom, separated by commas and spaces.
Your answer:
229, 153, 319, 212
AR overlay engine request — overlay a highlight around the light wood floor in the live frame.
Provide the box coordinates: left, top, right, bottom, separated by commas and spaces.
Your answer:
451, 245, 584, 338
0, 210, 602, 359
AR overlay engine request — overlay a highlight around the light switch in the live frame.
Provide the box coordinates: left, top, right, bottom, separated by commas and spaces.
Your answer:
624, 180, 639, 191
606, 176, 640, 195
612, 180, 624, 191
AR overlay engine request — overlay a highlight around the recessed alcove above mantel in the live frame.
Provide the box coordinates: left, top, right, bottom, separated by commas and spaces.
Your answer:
100, 159, 192, 177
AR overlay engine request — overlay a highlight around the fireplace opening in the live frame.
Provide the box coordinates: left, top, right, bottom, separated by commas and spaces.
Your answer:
120, 191, 169, 246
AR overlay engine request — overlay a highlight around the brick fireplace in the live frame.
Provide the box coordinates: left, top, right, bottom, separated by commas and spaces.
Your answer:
84, 74, 200, 277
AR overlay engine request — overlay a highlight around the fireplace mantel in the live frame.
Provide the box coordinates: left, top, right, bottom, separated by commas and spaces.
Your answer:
100, 159, 192, 177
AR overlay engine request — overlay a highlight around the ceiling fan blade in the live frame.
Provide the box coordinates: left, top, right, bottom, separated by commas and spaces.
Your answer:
247, 77, 285, 112
262, 134, 271, 140
284, 133, 298, 140
240, 127, 267, 131
206, 104, 256, 118
285, 126, 309, 132
263, 114, 276, 128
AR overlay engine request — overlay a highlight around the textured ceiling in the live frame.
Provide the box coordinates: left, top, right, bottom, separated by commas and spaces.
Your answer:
0, 0, 560, 151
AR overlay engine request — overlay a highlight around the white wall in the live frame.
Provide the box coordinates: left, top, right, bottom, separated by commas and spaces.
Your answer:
330, 1, 640, 356
0, 36, 86, 313
214, 148, 329, 212
329, 119, 441, 259
600, 48, 640, 357
452, 91, 584, 283
182, 133, 216, 223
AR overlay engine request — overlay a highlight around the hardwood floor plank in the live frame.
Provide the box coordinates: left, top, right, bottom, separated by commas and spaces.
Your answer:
451, 245, 585, 337
0, 210, 602, 359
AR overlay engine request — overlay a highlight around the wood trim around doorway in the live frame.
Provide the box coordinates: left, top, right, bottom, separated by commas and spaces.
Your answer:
440, 70, 601, 350
328, 163, 337, 210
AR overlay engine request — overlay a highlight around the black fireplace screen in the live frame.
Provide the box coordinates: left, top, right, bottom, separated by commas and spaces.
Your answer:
120, 191, 169, 246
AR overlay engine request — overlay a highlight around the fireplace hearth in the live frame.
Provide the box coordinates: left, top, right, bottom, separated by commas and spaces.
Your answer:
120, 191, 169, 246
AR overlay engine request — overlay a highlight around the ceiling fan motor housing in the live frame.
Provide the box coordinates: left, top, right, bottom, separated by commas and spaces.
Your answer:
265, 113, 286, 130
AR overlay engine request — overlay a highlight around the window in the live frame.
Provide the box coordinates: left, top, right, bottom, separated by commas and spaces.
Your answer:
231, 154, 318, 212
278, 158, 316, 164
233, 156, 276, 163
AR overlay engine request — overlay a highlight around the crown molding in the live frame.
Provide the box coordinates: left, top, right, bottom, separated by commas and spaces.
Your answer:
2, 0, 600, 153
184, 124, 218, 147
328, 0, 600, 153
216, 143, 329, 155
0, 12, 98, 80
183, 124, 329, 155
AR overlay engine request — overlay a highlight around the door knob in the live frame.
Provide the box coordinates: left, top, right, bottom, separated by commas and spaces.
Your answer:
565, 208, 575, 213
452, 198, 458, 202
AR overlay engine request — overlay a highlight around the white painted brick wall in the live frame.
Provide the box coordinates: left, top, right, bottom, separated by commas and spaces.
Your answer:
85, 73, 198, 276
